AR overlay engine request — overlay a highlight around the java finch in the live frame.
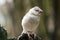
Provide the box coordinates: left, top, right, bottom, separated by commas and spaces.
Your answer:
18, 6, 43, 40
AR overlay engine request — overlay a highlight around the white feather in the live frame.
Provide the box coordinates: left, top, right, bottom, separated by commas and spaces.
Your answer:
21, 6, 43, 34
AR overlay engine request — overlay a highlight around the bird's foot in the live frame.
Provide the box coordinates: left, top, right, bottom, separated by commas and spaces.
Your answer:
17, 33, 41, 40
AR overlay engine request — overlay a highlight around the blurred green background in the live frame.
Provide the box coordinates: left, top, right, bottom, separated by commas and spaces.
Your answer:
0, 0, 60, 40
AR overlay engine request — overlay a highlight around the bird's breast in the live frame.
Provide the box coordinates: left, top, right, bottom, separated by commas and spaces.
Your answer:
22, 15, 40, 32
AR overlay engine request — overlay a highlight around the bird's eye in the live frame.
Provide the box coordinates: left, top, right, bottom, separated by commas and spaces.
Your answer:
35, 10, 39, 12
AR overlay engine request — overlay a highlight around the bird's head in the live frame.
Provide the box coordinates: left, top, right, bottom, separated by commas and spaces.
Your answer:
29, 6, 43, 16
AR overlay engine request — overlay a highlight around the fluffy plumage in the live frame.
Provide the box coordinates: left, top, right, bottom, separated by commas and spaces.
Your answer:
18, 6, 43, 40
22, 6, 43, 33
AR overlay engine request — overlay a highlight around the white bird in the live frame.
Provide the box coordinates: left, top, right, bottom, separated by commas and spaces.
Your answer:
18, 6, 43, 40
22, 6, 43, 34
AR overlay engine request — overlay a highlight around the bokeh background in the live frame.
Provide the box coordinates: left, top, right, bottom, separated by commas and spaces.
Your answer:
0, 0, 60, 40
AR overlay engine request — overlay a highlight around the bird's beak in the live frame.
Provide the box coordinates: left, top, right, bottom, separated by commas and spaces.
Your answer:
39, 10, 43, 13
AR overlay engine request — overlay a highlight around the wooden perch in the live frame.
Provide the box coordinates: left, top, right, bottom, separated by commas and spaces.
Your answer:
17, 33, 41, 40
0, 25, 7, 40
